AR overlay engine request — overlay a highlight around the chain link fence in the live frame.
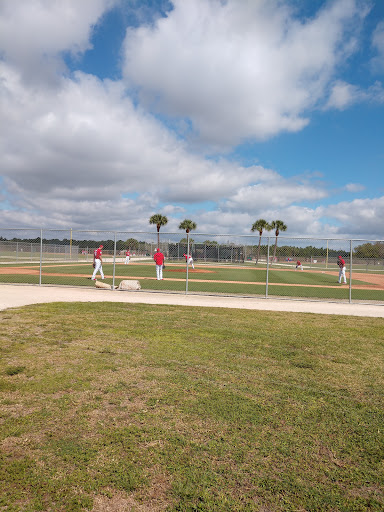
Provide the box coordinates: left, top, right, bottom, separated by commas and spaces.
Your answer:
0, 228, 383, 304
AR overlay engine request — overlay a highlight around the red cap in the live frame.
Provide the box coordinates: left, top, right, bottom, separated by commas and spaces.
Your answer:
100, 245, 103, 248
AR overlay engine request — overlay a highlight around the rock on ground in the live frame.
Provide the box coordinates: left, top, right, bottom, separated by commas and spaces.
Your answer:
118, 280, 141, 291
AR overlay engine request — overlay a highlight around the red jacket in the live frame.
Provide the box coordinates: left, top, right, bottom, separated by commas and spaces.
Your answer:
154, 251, 165, 265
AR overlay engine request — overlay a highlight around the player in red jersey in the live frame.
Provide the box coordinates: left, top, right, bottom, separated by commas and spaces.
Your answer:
183, 253, 195, 269
91, 245, 105, 280
295, 260, 303, 271
337, 255, 347, 284
153, 248, 165, 280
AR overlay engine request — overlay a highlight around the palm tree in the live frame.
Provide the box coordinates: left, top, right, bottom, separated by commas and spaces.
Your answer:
149, 214, 168, 249
251, 219, 270, 264
270, 220, 287, 264
179, 219, 197, 261
178, 219, 197, 234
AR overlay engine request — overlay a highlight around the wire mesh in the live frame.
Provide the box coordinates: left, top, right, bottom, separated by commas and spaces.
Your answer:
0, 229, 383, 304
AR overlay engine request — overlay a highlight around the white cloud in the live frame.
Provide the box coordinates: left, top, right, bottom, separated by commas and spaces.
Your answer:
195, 210, 253, 235
324, 197, 384, 237
191, 204, 340, 240
0, 62, 278, 230
0, 0, 116, 85
122, 0, 369, 147
325, 79, 384, 109
345, 183, 365, 193
0, 59, 379, 237
325, 80, 362, 109
193, 196, 384, 240
223, 182, 328, 212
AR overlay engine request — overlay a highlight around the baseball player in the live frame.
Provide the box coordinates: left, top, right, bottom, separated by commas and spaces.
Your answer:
295, 260, 303, 271
124, 249, 130, 265
91, 245, 105, 280
337, 255, 347, 284
154, 248, 165, 280
183, 253, 194, 269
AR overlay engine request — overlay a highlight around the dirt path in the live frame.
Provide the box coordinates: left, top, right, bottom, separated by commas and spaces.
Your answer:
1, 284, 384, 318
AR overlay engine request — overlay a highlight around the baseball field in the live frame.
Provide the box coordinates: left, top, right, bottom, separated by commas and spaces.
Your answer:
0, 260, 383, 302
1, 301, 383, 511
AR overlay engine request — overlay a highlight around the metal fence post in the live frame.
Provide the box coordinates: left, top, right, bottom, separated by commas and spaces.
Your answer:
112, 232, 117, 291
349, 239, 353, 304
266, 237, 270, 298
185, 232, 189, 294
39, 229, 43, 286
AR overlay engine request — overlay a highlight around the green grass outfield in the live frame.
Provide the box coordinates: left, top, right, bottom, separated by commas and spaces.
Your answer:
0, 261, 383, 302
0, 303, 383, 511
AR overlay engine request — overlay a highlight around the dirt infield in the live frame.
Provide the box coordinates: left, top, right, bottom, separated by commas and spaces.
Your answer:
321, 270, 384, 289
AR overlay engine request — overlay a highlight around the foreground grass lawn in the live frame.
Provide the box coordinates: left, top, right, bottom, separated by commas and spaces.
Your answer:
0, 303, 383, 511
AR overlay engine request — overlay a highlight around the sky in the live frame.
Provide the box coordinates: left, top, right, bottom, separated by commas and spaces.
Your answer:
0, 0, 384, 239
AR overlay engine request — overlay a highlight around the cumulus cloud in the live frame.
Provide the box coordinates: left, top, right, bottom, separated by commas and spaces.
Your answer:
202, 197, 384, 240
0, 56, 380, 237
0, 62, 280, 231
122, 0, 369, 147
0, 0, 117, 85
193, 203, 344, 240
223, 182, 328, 212
324, 197, 384, 237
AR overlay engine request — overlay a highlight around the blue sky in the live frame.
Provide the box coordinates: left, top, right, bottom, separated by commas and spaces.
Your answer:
0, 0, 384, 238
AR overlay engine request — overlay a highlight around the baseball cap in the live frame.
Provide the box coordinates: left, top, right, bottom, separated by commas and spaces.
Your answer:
100, 245, 104, 248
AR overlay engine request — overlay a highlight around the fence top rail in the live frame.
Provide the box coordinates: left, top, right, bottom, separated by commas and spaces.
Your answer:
0, 228, 383, 243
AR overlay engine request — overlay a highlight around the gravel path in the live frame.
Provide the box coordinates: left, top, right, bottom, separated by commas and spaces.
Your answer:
1, 283, 383, 317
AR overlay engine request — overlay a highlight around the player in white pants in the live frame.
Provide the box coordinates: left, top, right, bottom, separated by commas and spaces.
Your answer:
154, 248, 165, 280
183, 253, 194, 269
337, 255, 347, 284
124, 250, 130, 264
156, 263, 163, 280
92, 245, 105, 280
